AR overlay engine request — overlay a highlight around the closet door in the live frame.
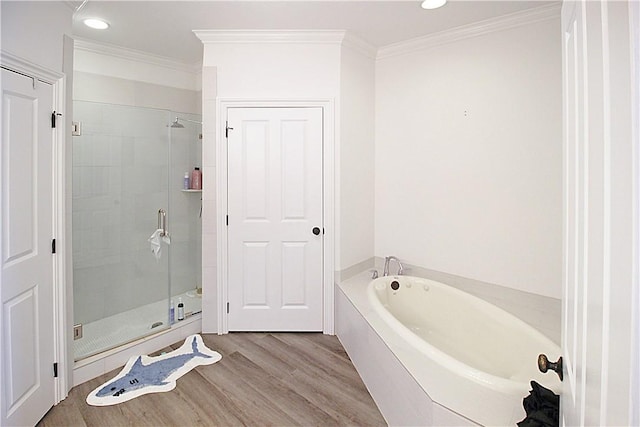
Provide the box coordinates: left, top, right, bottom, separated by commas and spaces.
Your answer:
1, 67, 56, 426
227, 107, 323, 331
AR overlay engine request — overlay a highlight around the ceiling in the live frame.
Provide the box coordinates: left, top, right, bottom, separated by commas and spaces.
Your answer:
70, 0, 558, 64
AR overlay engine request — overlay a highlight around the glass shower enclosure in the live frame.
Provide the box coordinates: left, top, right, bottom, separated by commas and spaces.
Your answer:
72, 101, 202, 360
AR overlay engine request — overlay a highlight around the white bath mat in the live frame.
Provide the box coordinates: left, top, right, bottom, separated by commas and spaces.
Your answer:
86, 334, 221, 406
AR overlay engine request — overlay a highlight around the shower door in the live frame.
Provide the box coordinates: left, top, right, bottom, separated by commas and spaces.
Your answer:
72, 101, 171, 360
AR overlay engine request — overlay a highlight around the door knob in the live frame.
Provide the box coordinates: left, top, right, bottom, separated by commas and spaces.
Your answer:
538, 354, 563, 381
312, 227, 321, 235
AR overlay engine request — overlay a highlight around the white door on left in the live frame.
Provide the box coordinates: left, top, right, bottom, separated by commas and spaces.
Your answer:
1, 67, 56, 426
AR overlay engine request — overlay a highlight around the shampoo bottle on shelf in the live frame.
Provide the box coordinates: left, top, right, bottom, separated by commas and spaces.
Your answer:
190, 167, 202, 190
183, 172, 190, 190
169, 300, 175, 324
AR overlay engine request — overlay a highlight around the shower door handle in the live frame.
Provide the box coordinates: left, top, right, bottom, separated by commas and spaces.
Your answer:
158, 209, 167, 236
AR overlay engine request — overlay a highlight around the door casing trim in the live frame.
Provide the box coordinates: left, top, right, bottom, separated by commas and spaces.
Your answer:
216, 99, 335, 334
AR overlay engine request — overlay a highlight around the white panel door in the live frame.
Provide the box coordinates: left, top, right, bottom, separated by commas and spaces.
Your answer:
1, 68, 56, 425
227, 107, 323, 331
560, 1, 637, 425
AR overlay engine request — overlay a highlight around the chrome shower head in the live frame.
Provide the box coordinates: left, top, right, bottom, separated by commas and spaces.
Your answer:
170, 117, 185, 128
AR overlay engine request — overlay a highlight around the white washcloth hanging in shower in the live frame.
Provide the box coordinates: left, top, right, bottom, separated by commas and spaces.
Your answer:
148, 229, 171, 262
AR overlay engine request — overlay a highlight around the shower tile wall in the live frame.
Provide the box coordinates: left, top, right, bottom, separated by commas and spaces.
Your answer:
73, 102, 201, 325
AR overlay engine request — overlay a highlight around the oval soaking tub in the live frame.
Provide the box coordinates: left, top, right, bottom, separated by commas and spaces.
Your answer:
367, 275, 561, 426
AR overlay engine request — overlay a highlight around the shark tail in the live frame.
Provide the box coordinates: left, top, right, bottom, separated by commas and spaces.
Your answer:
191, 336, 212, 359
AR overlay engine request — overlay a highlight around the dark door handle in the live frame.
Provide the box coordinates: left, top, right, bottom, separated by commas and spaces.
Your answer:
538, 354, 563, 381
312, 227, 321, 235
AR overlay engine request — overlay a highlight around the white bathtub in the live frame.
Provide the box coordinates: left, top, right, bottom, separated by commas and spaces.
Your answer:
366, 275, 562, 426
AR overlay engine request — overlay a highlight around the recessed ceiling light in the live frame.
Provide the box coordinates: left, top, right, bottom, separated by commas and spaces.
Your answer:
421, 0, 447, 9
83, 18, 110, 30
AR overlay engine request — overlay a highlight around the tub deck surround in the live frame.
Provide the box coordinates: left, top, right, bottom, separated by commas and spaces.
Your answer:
337, 271, 561, 426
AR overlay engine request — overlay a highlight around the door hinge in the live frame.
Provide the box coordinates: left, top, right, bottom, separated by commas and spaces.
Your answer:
53, 362, 58, 378
52, 238, 56, 254
226, 215, 229, 226
225, 121, 234, 138
51, 111, 62, 128
226, 302, 229, 314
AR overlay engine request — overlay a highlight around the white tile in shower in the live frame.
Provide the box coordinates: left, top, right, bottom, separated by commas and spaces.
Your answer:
133, 190, 167, 215
134, 138, 168, 167
126, 110, 167, 139
90, 135, 111, 166
102, 105, 130, 137
168, 222, 189, 242
107, 166, 122, 195
72, 137, 86, 166
127, 167, 165, 195
91, 167, 112, 196
74, 267, 108, 324
75, 102, 106, 135
121, 137, 135, 166
107, 136, 123, 166
72, 166, 82, 198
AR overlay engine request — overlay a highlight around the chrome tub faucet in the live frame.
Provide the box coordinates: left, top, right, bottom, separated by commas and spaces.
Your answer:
383, 256, 404, 276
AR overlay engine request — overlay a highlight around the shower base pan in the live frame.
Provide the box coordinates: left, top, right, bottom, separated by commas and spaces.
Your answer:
74, 291, 202, 361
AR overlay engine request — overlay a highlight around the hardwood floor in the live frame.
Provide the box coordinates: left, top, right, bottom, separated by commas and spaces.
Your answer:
38, 333, 386, 427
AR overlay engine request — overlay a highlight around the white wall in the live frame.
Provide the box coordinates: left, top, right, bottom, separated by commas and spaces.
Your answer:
375, 17, 562, 298
339, 45, 375, 271
200, 66, 217, 333
201, 41, 340, 99
1, 1, 72, 72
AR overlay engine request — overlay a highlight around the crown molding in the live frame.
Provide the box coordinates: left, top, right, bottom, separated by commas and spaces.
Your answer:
377, 3, 561, 60
342, 32, 378, 59
1, 50, 64, 83
74, 38, 201, 74
63, 1, 79, 12
193, 29, 377, 59
193, 30, 347, 45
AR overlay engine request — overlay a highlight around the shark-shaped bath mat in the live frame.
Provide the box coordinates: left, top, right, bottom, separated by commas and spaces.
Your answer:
86, 334, 221, 406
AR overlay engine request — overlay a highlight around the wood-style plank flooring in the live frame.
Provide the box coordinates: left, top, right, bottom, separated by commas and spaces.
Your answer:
38, 333, 386, 426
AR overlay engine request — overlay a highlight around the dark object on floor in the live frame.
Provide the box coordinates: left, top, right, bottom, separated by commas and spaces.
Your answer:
517, 380, 559, 427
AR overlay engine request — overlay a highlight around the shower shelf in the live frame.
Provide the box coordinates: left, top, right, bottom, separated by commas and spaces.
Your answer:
181, 189, 202, 193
